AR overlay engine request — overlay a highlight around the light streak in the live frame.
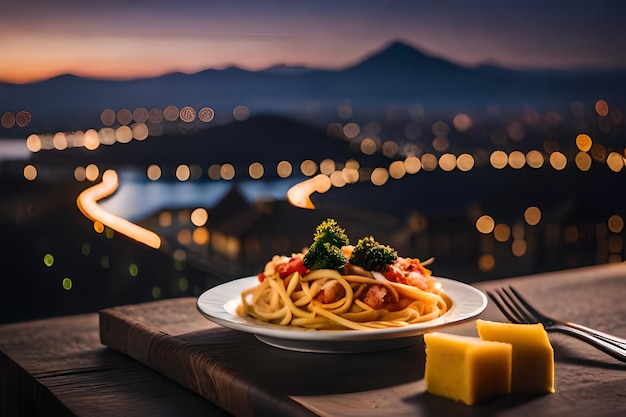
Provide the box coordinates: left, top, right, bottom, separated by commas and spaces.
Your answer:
286, 174, 331, 209
76, 169, 162, 249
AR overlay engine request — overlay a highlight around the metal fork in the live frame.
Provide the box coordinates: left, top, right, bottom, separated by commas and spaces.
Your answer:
487, 286, 626, 362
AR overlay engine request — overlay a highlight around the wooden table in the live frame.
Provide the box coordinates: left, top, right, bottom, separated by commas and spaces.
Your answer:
2, 263, 626, 417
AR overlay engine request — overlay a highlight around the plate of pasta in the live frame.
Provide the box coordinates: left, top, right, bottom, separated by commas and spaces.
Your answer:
196, 274, 486, 352
196, 219, 487, 352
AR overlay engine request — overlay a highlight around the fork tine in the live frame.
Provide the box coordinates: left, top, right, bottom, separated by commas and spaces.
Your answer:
491, 288, 528, 323
488, 287, 541, 324
486, 291, 516, 322
507, 286, 549, 322
501, 287, 539, 323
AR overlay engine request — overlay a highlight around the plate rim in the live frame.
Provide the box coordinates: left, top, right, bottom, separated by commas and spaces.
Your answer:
196, 275, 487, 342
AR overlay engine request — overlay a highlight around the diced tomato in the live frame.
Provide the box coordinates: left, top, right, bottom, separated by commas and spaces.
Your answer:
258, 256, 309, 282
276, 256, 310, 278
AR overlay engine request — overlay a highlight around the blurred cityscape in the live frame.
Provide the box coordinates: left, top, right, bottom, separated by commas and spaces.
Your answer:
1, 41, 625, 324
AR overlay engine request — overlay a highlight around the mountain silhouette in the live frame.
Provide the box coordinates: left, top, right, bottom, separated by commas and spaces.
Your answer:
345, 40, 464, 76
1, 40, 625, 134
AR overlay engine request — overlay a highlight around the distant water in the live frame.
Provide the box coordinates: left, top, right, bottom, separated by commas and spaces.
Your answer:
0, 139, 30, 161
100, 169, 302, 222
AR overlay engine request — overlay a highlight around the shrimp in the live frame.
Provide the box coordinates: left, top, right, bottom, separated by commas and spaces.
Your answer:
383, 257, 441, 293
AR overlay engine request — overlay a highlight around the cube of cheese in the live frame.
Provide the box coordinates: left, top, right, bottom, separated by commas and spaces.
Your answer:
476, 319, 555, 394
424, 332, 512, 405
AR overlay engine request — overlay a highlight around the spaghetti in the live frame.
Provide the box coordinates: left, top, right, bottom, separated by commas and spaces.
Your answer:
236, 253, 448, 331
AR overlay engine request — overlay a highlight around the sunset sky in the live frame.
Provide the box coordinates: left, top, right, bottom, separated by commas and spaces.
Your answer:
1, 0, 625, 84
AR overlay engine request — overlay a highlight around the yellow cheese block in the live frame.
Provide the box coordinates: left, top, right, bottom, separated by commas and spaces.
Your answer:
476, 319, 555, 394
424, 332, 512, 405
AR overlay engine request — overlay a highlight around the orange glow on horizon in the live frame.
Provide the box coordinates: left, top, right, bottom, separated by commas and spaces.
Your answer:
76, 169, 162, 249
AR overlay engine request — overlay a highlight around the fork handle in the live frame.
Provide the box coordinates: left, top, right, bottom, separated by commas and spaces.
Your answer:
551, 324, 626, 362
564, 321, 626, 349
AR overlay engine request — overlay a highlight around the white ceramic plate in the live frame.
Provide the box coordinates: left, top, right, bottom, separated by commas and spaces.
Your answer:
196, 276, 487, 353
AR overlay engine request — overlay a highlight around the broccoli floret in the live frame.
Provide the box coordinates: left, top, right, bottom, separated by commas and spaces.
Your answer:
349, 236, 398, 272
303, 218, 350, 270
311, 218, 349, 248
303, 241, 348, 271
